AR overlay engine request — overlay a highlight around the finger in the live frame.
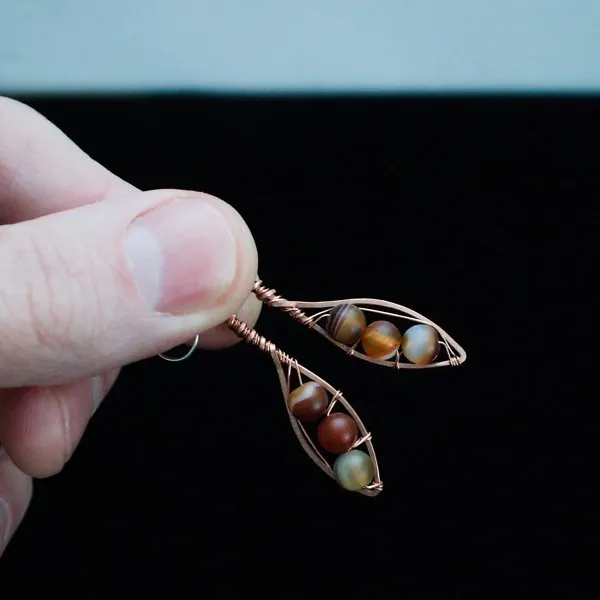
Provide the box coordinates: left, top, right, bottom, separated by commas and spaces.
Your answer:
196, 291, 263, 350
0, 96, 134, 223
0, 188, 258, 387
0, 448, 33, 557
0, 294, 260, 478
0, 370, 119, 478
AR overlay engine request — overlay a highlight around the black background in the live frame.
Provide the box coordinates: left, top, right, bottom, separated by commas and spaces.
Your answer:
0, 95, 596, 597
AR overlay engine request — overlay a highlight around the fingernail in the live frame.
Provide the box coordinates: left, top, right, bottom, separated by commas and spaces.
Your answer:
125, 197, 237, 314
0, 498, 9, 555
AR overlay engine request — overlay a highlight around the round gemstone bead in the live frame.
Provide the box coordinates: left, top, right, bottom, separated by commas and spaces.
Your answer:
327, 304, 367, 346
361, 320, 402, 360
287, 381, 329, 422
402, 324, 440, 365
333, 449, 375, 491
317, 412, 358, 454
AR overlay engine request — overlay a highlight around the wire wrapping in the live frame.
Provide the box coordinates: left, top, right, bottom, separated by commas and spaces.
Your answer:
226, 314, 293, 365
253, 280, 314, 326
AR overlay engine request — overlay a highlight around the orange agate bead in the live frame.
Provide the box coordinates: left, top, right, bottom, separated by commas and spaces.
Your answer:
361, 320, 402, 360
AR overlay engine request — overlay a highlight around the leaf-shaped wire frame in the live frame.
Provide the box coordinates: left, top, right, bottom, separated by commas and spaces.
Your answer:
253, 280, 467, 369
225, 315, 383, 496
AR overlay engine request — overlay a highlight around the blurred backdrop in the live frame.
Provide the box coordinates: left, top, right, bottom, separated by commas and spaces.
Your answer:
2, 0, 599, 94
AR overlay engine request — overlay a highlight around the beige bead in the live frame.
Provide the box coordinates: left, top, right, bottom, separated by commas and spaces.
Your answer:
402, 324, 440, 365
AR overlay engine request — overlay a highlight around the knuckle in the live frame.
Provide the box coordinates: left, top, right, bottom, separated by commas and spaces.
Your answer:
0, 225, 100, 358
26, 233, 70, 349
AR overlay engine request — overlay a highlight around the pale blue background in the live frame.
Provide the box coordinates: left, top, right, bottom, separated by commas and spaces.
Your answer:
1, 0, 599, 94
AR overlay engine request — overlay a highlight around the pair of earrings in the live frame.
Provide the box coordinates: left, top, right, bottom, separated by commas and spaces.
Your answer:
159, 279, 467, 497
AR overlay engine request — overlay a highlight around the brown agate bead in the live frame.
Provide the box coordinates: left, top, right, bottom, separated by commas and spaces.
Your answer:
317, 412, 358, 454
327, 304, 367, 345
361, 320, 402, 360
287, 381, 329, 422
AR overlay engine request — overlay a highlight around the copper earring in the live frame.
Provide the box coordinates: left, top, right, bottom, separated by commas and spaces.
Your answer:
250, 279, 466, 369
159, 278, 467, 496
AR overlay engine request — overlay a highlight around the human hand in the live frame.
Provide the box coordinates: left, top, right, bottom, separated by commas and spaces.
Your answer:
0, 97, 260, 556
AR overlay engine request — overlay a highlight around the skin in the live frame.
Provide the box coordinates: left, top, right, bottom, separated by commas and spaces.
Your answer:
0, 97, 262, 556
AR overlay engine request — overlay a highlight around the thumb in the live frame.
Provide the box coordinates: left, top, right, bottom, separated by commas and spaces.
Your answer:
0, 189, 258, 387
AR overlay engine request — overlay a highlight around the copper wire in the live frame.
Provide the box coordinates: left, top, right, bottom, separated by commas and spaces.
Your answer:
253, 280, 314, 326
326, 390, 342, 416
226, 314, 293, 365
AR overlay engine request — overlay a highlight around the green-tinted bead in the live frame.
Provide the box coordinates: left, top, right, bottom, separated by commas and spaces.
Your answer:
333, 449, 375, 491
402, 324, 440, 365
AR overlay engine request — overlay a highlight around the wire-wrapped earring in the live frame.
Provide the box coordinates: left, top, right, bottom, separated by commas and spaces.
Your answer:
226, 315, 383, 496
251, 279, 466, 369
158, 278, 467, 496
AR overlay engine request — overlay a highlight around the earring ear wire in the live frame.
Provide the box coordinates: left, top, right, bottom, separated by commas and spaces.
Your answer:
157, 335, 199, 362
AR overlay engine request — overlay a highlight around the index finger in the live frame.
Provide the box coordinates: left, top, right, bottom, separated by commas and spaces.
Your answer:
0, 96, 134, 223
